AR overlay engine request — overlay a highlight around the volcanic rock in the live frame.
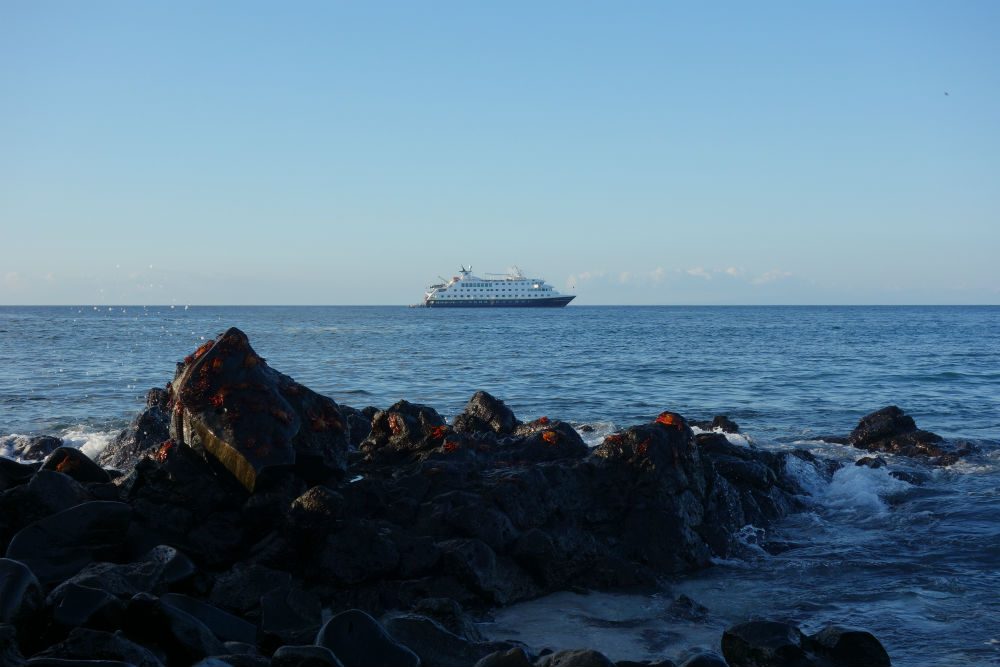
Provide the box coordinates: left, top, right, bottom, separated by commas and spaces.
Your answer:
535, 649, 615, 667
12, 436, 63, 461
0, 559, 43, 625
847, 406, 966, 463
6, 501, 132, 586
0, 458, 39, 493
272, 645, 345, 667
168, 327, 349, 492
122, 592, 227, 663
808, 625, 890, 667
314, 609, 420, 667
721, 620, 808, 666
100, 389, 171, 470
453, 391, 520, 435
40, 448, 109, 485
382, 611, 516, 667
28, 627, 165, 667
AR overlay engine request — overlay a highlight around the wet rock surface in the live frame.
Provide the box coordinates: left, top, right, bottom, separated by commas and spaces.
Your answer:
842, 405, 974, 465
0, 330, 899, 666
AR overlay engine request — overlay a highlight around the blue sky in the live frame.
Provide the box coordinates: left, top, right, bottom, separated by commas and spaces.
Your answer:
2, 1, 998, 304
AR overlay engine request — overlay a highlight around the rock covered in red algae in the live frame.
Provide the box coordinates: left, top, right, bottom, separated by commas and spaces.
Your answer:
168, 327, 349, 491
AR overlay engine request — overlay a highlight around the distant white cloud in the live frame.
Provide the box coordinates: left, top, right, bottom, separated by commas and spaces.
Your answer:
752, 269, 793, 285
3, 272, 21, 289
686, 267, 713, 280
724, 266, 744, 277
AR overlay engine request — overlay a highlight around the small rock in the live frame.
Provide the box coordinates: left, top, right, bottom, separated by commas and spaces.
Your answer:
260, 586, 322, 647
28, 627, 165, 667
122, 593, 227, 664
535, 649, 615, 667
721, 621, 808, 667
161, 593, 257, 645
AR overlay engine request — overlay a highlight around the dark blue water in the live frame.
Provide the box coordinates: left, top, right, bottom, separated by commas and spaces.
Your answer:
1, 306, 998, 665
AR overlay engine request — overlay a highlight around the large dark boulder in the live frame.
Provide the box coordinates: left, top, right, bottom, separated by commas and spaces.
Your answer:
382, 612, 516, 667
0, 624, 24, 667
0, 458, 39, 492
122, 592, 227, 663
47, 545, 194, 601
452, 391, 520, 435
28, 627, 165, 667
721, 621, 809, 667
40, 448, 109, 485
100, 389, 171, 470
6, 501, 132, 586
360, 400, 448, 463
169, 327, 350, 491
209, 564, 292, 616
46, 582, 124, 631
0, 558, 43, 624
161, 593, 257, 645
846, 406, 969, 463
808, 625, 890, 667
314, 609, 420, 667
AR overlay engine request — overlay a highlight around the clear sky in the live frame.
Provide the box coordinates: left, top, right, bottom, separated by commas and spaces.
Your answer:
2, 1, 998, 305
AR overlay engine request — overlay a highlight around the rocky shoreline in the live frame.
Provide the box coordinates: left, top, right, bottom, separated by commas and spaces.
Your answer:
1, 327, 970, 666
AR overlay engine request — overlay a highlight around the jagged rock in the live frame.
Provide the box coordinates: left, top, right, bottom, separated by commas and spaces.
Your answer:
535, 649, 615, 667
410, 597, 483, 642
382, 612, 516, 667
47, 544, 194, 601
315, 609, 420, 667
272, 645, 344, 667
161, 593, 257, 645
691, 415, 740, 433
721, 621, 809, 667
6, 501, 131, 585
122, 592, 227, 663
209, 564, 292, 615
169, 327, 349, 491
29, 628, 165, 667
453, 392, 520, 435
361, 400, 448, 462
0, 458, 39, 492
339, 405, 372, 448
100, 389, 171, 470
12, 436, 63, 461
809, 625, 890, 667
474, 648, 532, 667
40, 448, 109, 485
437, 538, 538, 605
318, 520, 400, 585
846, 406, 967, 463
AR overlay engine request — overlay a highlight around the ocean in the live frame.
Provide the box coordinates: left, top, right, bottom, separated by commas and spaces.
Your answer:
1, 305, 998, 665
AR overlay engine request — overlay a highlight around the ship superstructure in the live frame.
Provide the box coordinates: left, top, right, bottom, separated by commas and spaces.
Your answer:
423, 266, 574, 308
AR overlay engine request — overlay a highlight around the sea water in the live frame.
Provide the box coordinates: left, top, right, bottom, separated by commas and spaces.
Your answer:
1, 305, 997, 665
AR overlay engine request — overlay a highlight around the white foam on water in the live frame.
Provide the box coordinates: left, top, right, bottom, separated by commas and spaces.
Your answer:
0, 434, 29, 460
59, 426, 117, 460
574, 421, 617, 448
784, 454, 911, 517
690, 425, 752, 447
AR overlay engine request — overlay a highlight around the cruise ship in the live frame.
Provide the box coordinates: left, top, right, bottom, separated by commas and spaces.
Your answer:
423, 266, 574, 308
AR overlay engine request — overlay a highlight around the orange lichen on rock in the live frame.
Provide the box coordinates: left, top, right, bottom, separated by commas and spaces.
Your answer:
541, 430, 559, 445
604, 433, 624, 446
193, 340, 213, 360
388, 413, 404, 436
655, 412, 683, 429
428, 425, 449, 441
54, 454, 78, 473
538, 416, 550, 425
308, 408, 341, 432
636, 436, 652, 457
154, 440, 176, 463
209, 390, 226, 409
442, 440, 460, 453
243, 353, 259, 369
